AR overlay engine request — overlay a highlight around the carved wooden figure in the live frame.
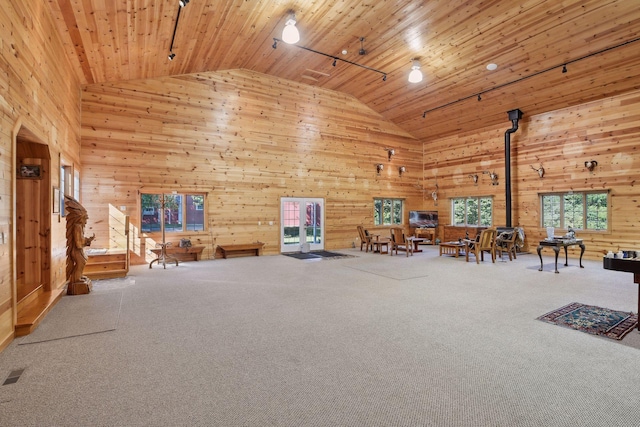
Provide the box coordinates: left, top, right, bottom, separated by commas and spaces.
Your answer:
65, 196, 96, 295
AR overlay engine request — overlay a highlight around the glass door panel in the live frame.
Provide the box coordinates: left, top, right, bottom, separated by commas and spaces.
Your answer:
281, 198, 324, 252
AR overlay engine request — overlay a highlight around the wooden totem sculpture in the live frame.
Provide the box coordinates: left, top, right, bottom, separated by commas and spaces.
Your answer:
65, 196, 95, 295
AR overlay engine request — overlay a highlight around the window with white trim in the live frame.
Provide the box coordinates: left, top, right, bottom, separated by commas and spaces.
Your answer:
141, 192, 206, 233
451, 196, 493, 227
374, 198, 404, 226
540, 191, 608, 230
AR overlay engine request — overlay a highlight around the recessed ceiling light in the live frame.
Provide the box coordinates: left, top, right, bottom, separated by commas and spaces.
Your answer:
486, 63, 498, 71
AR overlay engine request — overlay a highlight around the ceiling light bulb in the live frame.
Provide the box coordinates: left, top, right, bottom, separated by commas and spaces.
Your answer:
408, 60, 423, 83
179, 0, 189, 6
282, 15, 300, 44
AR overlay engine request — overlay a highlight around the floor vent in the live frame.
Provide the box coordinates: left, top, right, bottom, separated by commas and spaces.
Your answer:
3, 369, 25, 386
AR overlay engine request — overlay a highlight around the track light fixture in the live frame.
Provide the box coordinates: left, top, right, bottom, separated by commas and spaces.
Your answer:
585, 160, 598, 171
282, 13, 300, 44
399, 166, 406, 176
469, 174, 478, 185
359, 37, 366, 55
376, 164, 384, 174
271, 38, 388, 80
167, 2, 184, 61
408, 60, 423, 83
421, 36, 640, 119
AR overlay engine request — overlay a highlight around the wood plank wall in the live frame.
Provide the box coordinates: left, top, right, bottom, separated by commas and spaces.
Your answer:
424, 90, 640, 260
0, 0, 82, 351
80, 70, 424, 262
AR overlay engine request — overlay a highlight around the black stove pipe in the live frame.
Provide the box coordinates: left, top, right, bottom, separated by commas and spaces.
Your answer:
504, 109, 523, 228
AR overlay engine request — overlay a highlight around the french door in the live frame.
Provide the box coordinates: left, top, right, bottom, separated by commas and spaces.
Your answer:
280, 198, 324, 253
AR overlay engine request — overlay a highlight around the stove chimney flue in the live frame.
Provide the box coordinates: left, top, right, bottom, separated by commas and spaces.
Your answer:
505, 109, 523, 228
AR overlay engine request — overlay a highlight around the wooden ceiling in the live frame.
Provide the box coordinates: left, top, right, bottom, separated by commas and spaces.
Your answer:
47, 0, 640, 141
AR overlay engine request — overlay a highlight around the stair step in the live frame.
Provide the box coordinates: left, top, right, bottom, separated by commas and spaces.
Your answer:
85, 269, 128, 280
15, 288, 65, 337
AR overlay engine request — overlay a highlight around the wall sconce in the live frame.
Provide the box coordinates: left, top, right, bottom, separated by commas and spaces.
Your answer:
376, 164, 384, 174
484, 170, 499, 185
530, 164, 545, 178
398, 166, 406, 176
469, 174, 478, 185
385, 148, 395, 161
585, 160, 598, 172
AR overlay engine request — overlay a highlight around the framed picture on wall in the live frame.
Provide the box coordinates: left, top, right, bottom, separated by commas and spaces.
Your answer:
19, 164, 42, 179
53, 187, 60, 213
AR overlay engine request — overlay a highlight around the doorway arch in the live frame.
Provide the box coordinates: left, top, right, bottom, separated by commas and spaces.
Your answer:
13, 123, 53, 334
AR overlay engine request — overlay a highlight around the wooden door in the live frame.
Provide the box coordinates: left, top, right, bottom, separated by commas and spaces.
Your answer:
16, 138, 51, 303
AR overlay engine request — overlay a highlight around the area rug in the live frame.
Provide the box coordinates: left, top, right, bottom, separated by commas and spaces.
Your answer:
537, 302, 638, 340
283, 250, 356, 260
19, 290, 123, 345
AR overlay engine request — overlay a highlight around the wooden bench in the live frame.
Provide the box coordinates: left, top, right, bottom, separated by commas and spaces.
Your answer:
150, 245, 205, 262
218, 243, 265, 259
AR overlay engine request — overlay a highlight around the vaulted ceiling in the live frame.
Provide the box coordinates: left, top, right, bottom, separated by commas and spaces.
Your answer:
47, 0, 640, 141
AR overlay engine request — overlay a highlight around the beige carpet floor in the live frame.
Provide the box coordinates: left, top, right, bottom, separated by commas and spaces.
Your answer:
1, 245, 639, 426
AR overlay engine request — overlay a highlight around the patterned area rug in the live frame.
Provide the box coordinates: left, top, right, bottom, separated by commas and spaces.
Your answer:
283, 250, 356, 260
537, 302, 638, 340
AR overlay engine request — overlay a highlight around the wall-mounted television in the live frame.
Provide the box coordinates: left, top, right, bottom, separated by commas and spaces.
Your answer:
409, 210, 438, 228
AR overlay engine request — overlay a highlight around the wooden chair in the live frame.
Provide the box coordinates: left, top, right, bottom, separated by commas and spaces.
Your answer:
357, 225, 373, 252
467, 228, 496, 264
390, 227, 412, 256
496, 227, 520, 261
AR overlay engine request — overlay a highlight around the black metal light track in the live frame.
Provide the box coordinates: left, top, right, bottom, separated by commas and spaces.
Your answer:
421, 36, 640, 118
272, 38, 388, 81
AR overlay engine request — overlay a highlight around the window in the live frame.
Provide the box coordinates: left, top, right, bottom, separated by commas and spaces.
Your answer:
374, 198, 404, 226
60, 164, 74, 216
540, 191, 608, 230
451, 197, 493, 227
141, 192, 206, 233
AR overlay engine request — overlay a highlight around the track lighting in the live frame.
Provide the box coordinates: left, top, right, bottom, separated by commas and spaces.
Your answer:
376, 164, 384, 174
408, 60, 423, 83
269, 36, 388, 80
469, 174, 478, 185
585, 160, 598, 171
167, 2, 184, 61
399, 166, 406, 177
359, 37, 366, 55
282, 13, 300, 44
